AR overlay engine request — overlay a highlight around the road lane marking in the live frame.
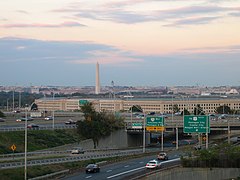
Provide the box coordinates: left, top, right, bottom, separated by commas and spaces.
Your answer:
85, 175, 92, 179
107, 166, 145, 179
107, 170, 112, 173
139, 161, 144, 164
124, 165, 129, 168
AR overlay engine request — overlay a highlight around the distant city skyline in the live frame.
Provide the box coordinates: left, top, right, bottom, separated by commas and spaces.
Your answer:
0, 0, 240, 87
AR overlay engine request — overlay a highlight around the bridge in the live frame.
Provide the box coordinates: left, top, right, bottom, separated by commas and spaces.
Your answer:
124, 116, 240, 134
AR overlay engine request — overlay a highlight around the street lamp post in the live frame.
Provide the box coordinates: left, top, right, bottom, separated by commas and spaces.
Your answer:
161, 123, 164, 151
206, 116, 209, 149
7, 98, 9, 111
24, 105, 28, 180
12, 90, 15, 111
143, 111, 146, 153
228, 119, 230, 144
130, 104, 146, 153
52, 93, 55, 130
130, 106, 133, 126
172, 95, 178, 150
176, 123, 179, 150
19, 92, 21, 110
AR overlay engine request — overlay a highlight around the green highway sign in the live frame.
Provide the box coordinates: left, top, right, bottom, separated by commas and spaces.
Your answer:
79, 100, 88, 105
132, 123, 142, 129
146, 116, 164, 127
184, 115, 210, 133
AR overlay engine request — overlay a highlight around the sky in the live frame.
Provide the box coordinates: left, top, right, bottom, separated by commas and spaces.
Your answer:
0, 0, 240, 87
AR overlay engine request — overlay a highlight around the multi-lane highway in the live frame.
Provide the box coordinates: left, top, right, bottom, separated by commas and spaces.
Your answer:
63, 151, 182, 180
0, 111, 82, 131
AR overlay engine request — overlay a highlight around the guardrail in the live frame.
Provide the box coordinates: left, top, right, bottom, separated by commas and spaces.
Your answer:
0, 148, 119, 158
0, 149, 143, 169
0, 125, 76, 132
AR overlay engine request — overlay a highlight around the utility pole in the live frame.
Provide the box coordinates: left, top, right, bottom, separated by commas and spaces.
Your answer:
24, 105, 28, 180
12, 89, 15, 111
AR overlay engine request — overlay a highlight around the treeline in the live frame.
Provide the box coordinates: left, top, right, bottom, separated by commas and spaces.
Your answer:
0, 91, 43, 110
182, 143, 240, 168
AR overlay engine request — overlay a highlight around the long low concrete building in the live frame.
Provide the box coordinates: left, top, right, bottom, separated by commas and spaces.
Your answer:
34, 97, 240, 114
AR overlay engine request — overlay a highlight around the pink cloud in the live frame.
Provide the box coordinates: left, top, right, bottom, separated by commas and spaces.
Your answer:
70, 56, 144, 66
0, 21, 85, 28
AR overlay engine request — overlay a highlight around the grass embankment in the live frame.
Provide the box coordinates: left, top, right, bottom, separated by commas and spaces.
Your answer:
0, 129, 154, 179
0, 129, 80, 153
0, 152, 155, 180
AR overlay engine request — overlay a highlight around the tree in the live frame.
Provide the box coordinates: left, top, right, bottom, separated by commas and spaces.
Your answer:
31, 103, 38, 111
0, 110, 5, 117
215, 105, 232, 114
130, 105, 143, 113
194, 104, 205, 115
181, 108, 190, 116
172, 104, 180, 113
76, 102, 124, 149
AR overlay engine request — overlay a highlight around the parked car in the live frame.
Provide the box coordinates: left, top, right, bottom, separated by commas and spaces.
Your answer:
65, 119, 77, 125
71, 148, 85, 154
85, 164, 100, 173
145, 160, 161, 169
0, 118, 5, 122
27, 123, 39, 129
44, 116, 53, 120
157, 152, 168, 160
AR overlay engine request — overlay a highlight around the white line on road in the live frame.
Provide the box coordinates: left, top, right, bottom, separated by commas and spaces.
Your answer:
139, 161, 144, 164
124, 165, 129, 168
107, 170, 112, 173
107, 166, 145, 179
85, 175, 92, 179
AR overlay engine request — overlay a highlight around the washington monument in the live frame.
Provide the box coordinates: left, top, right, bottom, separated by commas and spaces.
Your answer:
95, 62, 100, 94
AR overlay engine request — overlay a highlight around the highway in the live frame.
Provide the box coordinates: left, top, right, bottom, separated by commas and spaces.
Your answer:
0, 149, 152, 169
0, 111, 80, 131
63, 151, 182, 180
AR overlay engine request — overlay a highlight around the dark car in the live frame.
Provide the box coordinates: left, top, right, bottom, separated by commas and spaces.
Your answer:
27, 123, 39, 129
0, 118, 5, 122
85, 164, 100, 173
19, 117, 33, 121
157, 152, 168, 160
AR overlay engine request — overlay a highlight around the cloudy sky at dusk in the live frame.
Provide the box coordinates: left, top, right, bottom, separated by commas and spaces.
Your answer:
0, 0, 240, 87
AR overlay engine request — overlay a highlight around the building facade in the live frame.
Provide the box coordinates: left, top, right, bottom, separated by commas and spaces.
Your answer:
34, 97, 240, 114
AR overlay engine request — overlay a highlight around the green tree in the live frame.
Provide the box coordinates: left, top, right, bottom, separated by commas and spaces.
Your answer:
76, 102, 124, 149
30, 103, 38, 111
172, 104, 180, 113
215, 105, 232, 114
181, 108, 190, 116
130, 105, 143, 113
194, 104, 205, 115
0, 110, 5, 117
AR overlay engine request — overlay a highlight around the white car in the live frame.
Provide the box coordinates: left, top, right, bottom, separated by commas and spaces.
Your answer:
44, 116, 53, 120
71, 148, 85, 154
145, 160, 161, 169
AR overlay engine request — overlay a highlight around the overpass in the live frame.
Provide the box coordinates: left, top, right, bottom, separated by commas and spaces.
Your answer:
125, 116, 240, 133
